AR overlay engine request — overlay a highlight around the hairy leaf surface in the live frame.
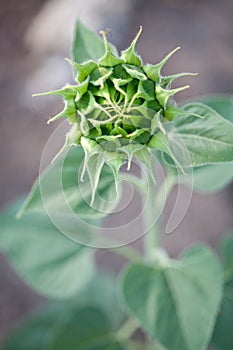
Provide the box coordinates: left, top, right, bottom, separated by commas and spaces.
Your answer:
121, 246, 222, 350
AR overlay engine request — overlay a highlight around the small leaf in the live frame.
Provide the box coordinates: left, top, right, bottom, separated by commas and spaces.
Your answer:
121, 245, 223, 350
121, 26, 143, 67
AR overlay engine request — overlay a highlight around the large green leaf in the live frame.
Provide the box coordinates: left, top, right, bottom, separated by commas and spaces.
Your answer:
0, 201, 95, 299
166, 102, 233, 168
2, 274, 125, 350
72, 20, 118, 63
182, 163, 233, 193
212, 234, 233, 350
18, 146, 119, 221
193, 95, 233, 123
121, 245, 223, 350
78, 274, 124, 330
179, 96, 233, 193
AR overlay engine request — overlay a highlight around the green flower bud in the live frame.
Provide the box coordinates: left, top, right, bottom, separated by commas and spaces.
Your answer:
34, 26, 199, 205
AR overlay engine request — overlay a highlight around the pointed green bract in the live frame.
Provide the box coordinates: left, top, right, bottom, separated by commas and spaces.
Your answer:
123, 64, 147, 80
134, 146, 156, 183
161, 72, 198, 88
98, 30, 124, 67
164, 104, 203, 121
156, 84, 189, 108
33, 85, 78, 99
80, 137, 125, 204
104, 151, 125, 195
72, 20, 118, 63
137, 80, 155, 101
90, 67, 113, 87
75, 77, 89, 101
121, 26, 143, 67
66, 58, 97, 83
120, 143, 144, 170
51, 124, 82, 164
48, 99, 77, 124
151, 110, 166, 134
143, 47, 181, 82
149, 131, 185, 173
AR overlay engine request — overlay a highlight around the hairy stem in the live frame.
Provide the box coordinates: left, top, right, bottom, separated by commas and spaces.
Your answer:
116, 318, 139, 342
143, 171, 176, 260
110, 245, 142, 262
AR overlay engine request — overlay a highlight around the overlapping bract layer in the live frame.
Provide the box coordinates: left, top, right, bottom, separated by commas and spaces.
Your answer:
35, 26, 197, 204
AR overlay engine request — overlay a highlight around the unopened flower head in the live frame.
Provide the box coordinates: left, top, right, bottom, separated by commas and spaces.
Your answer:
34, 26, 198, 205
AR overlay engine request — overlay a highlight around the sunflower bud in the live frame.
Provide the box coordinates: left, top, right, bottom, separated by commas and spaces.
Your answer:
34, 26, 198, 205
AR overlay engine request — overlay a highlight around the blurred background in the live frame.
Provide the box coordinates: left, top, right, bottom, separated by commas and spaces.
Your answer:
0, 0, 233, 345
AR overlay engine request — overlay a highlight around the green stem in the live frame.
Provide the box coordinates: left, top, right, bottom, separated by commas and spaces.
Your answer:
143, 171, 176, 260
109, 245, 142, 262
116, 318, 139, 342
119, 172, 146, 194
127, 341, 146, 349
